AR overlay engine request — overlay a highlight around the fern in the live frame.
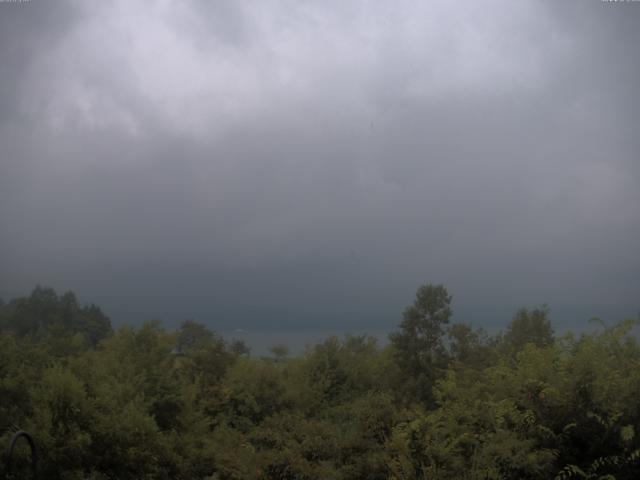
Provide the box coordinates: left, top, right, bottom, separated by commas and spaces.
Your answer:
555, 464, 587, 479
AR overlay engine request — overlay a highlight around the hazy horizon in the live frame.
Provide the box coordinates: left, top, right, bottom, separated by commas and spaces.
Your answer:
1, 1, 638, 333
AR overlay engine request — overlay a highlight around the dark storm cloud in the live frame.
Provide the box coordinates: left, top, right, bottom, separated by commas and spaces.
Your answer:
1, 0, 638, 331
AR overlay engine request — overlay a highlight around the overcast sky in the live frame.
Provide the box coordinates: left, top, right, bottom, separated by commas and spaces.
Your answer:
1, 0, 638, 332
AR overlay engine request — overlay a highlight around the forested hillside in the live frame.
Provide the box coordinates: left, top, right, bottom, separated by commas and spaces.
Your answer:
1, 285, 639, 479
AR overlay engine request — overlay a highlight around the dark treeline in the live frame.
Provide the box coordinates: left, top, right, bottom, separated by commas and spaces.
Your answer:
1, 285, 639, 479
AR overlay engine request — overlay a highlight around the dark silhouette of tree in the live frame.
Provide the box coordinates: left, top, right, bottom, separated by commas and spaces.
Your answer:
504, 305, 554, 353
0, 286, 111, 346
389, 283, 452, 406
176, 319, 214, 353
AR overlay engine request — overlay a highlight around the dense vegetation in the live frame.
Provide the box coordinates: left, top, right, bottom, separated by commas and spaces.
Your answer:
1, 285, 639, 479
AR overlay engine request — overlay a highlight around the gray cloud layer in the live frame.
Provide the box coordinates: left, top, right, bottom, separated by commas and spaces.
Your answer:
1, 0, 638, 331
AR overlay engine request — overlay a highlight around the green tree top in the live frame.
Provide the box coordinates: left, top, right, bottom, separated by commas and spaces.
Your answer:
389, 283, 452, 405
504, 305, 554, 353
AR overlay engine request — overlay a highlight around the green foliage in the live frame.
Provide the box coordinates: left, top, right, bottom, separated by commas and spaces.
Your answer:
0, 285, 639, 479
503, 305, 555, 354
389, 283, 453, 406
0, 286, 112, 347
269, 344, 290, 362
447, 322, 496, 369
176, 319, 215, 353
